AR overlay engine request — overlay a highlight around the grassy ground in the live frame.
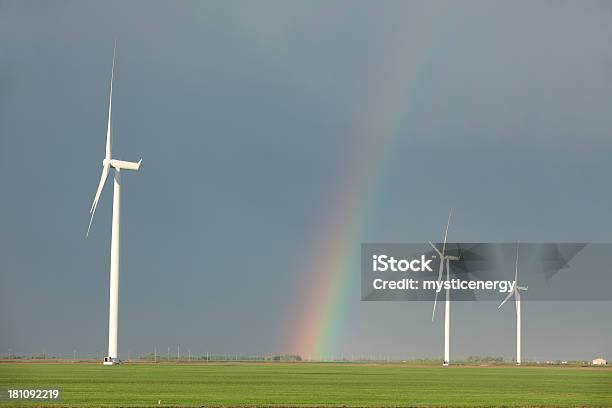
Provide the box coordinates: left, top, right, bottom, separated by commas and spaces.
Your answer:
0, 362, 611, 407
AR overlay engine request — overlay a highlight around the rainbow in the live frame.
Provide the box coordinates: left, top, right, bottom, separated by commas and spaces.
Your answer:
286, 5, 448, 359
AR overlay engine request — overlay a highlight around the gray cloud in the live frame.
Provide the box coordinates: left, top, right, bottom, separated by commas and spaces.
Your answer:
0, 0, 610, 360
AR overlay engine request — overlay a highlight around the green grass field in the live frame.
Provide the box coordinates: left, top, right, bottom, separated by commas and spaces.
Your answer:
1, 362, 611, 407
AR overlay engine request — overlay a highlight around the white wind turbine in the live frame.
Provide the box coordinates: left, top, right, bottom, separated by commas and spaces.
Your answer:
498, 243, 528, 365
428, 209, 459, 366
86, 42, 142, 366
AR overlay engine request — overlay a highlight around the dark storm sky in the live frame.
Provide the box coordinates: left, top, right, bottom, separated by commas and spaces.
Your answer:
0, 0, 611, 360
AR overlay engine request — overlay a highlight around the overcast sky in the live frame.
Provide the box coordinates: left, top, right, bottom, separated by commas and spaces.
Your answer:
1, 0, 611, 361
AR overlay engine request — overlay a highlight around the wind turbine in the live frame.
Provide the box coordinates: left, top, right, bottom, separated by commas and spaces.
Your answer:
428, 209, 459, 366
498, 243, 528, 365
86, 42, 142, 366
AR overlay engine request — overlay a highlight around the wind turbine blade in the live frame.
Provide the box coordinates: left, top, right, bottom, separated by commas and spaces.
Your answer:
432, 210, 452, 321
498, 290, 514, 309
431, 259, 445, 321
435, 256, 444, 283
109, 158, 142, 171
432, 291, 439, 321
442, 208, 452, 255
514, 242, 519, 283
87, 164, 110, 237
429, 241, 442, 257
105, 41, 116, 161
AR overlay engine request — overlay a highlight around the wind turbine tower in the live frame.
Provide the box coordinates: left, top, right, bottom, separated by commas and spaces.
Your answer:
498, 243, 528, 365
86, 42, 142, 365
429, 210, 459, 366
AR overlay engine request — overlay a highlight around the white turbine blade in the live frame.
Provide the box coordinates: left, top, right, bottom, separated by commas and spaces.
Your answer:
435, 254, 444, 283
442, 208, 452, 255
498, 290, 514, 309
105, 41, 116, 161
432, 209, 451, 321
109, 158, 142, 171
514, 242, 519, 283
431, 259, 445, 321
89, 165, 109, 213
429, 241, 442, 257
432, 290, 439, 321
87, 164, 110, 237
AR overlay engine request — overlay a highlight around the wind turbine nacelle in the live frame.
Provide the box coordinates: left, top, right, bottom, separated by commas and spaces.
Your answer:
107, 158, 142, 171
